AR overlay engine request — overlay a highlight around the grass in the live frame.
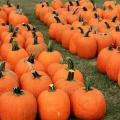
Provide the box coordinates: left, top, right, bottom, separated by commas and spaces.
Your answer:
0, 0, 120, 120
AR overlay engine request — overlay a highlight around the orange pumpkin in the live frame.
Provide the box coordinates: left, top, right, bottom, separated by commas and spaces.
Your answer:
106, 47, 120, 81
38, 41, 62, 68
7, 41, 28, 69
0, 86, 37, 120
20, 70, 52, 98
38, 84, 70, 120
0, 7, 7, 23
70, 78, 106, 120
97, 45, 115, 73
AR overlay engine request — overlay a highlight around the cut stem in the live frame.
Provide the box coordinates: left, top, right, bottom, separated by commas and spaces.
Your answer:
13, 86, 24, 96
85, 77, 92, 91
12, 41, 20, 51
0, 62, 5, 71
67, 70, 74, 81
27, 54, 35, 63
47, 40, 53, 52
49, 84, 56, 92
32, 71, 42, 78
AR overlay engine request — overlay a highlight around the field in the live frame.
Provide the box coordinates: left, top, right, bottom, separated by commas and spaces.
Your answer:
0, 0, 120, 120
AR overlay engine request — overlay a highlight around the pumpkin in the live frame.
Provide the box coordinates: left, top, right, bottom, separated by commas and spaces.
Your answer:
20, 70, 52, 98
106, 47, 120, 81
38, 84, 70, 120
0, 62, 18, 94
118, 71, 120, 86
55, 69, 84, 96
15, 54, 45, 78
50, 0, 63, 10
97, 45, 115, 73
8, 6, 29, 28
38, 41, 62, 67
95, 33, 113, 53
52, 57, 84, 83
77, 26, 97, 59
2, 0, 16, 15
80, 0, 94, 9
7, 41, 28, 69
70, 77, 106, 120
2, 27, 25, 48
0, 7, 7, 23
0, 86, 37, 120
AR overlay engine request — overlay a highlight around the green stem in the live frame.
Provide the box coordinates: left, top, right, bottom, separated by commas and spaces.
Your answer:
52, 11, 59, 16
67, 5, 70, 12
0, 62, 5, 71
112, 16, 117, 22
90, 0, 95, 5
0, 71, 3, 78
32, 71, 41, 78
8, 24, 13, 33
66, 57, 74, 70
13, 86, 24, 96
72, 8, 79, 15
109, 5, 113, 10
78, 27, 84, 34
82, 6, 88, 11
102, 6, 106, 11
69, 0, 73, 6
85, 77, 92, 91
7, 0, 12, 7
94, 13, 99, 19
54, 16, 61, 23
84, 26, 93, 37
78, 15, 82, 22
12, 27, 19, 37
115, 25, 120, 32
67, 70, 74, 81
47, 40, 53, 52
82, 20, 87, 26
23, 24, 31, 31
75, 0, 80, 6
16, 4, 20, 9
46, 1, 49, 6
34, 37, 38, 44
49, 84, 56, 92
27, 54, 35, 63
105, 22, 111, 29
108, 44, 113, 51
12, 41, 20, 51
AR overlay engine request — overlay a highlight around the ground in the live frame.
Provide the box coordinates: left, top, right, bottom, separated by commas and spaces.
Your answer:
0, 0, 120, 120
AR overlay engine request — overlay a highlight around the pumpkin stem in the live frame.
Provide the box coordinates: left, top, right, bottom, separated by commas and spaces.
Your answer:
8, 24, 13, 33
23, 24, 31, 31
13, 86, 24, 96
67, 5, 70, 11
82, 20, 87, 26
67, 70, 74, 81
85, 77, 92, 91
105, 22, 111, 29
46, 1, 49, 6
52, 11, 59, 16
90, 0, 95, 5
109, 5, 113, 10
47, 40, 53, 52
78, 27, 84, 34
7, 0, 12, 7
84, 26, 93, 37
16, 4, 20, 9
66, 57, 74, 70
34, 37, 38, 45
12, 41, 20, 51
69, 0, 73, 6
102, 6, 106, 11
54, 16, 61, 23
82, 6, 88, 11
27, 54, 35, 63
0, 71, 3, 78
12, 27, 19, 37
0, 23, 6, 26
49, 84, 56, 92
94, 13, 99, 19
78, 15, 82, 22
0, 62, 5, 71
72, 8, 79, 15
75, 0, 80, 6
112, 16, 117, 22
117, 46, 120, 52
32, 71, 42, 78
115, 25, 120, 32
108, 44, 113, 50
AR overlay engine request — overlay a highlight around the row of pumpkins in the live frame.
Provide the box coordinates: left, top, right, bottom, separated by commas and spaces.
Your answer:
35, 0, 120, 85
0, 1, 106, 120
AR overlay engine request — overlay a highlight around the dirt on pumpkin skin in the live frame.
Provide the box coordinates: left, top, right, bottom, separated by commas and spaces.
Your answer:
0, 0, 120, 120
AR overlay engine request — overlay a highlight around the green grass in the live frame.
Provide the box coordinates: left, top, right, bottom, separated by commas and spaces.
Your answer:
0, 0, 120, 120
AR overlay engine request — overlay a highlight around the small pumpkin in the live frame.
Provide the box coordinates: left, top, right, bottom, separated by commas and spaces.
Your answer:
38, 84, 70, 120
0, 86, 37, 120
